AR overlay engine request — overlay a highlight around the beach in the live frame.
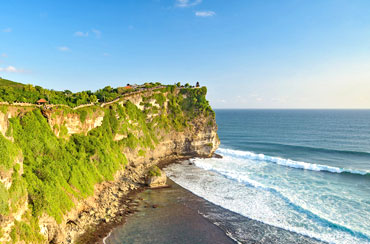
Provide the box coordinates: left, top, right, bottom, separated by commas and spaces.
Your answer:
101, 178, 236, 244
102, 173, 323, 244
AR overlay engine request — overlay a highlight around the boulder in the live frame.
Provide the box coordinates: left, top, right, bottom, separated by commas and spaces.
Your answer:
146, 168, 167, 188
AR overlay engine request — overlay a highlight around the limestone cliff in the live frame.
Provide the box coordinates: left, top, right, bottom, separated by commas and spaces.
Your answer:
0, 86, 219, 243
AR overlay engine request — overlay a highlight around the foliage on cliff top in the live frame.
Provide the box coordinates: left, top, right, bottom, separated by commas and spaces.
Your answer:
180, 86, 215, 118
0, 78, 25, 88
0, 83, 216, 243
0, 78, 166, 107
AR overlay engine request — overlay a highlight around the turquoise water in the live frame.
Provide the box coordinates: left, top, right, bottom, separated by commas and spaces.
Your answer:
166, 110, 370, 244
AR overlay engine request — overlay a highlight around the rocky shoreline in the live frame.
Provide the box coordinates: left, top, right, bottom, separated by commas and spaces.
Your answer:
75, 186, 144, 244
39, 111, 220, 244
67, 156, 193, 244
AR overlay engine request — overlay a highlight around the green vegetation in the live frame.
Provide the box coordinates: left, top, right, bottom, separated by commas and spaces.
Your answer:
138, 149, 146, 157
0, 133, 19, 170
0, 80, 216, 243
180, 86, 215, 119
4, 96, 172, 224
78, 109, 88, 123
0, 182, 9, 215
10, 211, 44, 243
143, 82, 162, 88
0, 78, 163, 107
148, 166, 161, 177
0, 105, 8, 114
0, 78, 25, 88
9, 109, 130, 223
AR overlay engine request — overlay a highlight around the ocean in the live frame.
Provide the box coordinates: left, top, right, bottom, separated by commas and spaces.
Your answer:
165, 109, 370, 244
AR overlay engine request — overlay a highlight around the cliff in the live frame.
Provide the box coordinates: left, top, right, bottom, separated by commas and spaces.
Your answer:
0, 85, 219, 243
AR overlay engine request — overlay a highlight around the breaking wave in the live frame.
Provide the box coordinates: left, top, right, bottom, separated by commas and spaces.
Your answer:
217, 148, 370, 176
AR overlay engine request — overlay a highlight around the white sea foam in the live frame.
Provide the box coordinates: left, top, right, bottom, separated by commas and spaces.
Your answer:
217, 148, 370, 175
165, 161, 370, 244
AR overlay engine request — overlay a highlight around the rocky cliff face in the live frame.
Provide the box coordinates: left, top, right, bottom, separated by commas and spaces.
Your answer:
0, 86, 219, 243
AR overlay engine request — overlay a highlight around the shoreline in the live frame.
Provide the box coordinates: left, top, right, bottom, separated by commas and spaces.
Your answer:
74, 156, 196, 244
83, 157, 325, 244
101, 178, 237, 244
75, 185, 145, 244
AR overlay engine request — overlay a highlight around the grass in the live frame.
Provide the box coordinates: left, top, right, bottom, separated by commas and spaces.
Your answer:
0, 85, 215, 243
0, 78, 25, 88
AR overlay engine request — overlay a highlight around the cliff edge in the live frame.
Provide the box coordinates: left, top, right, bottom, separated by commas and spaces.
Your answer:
0, 85, 219, 243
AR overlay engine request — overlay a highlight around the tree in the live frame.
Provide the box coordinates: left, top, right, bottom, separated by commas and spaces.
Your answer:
117, 87, 126, 94
89, 95, 98, 103
24, 84, 36, 92
63, 90, 72, 95
103, 86, 113, 92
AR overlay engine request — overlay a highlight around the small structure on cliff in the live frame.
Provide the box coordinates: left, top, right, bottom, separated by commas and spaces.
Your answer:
37, 98, 48, 105
196, 82, 200, 88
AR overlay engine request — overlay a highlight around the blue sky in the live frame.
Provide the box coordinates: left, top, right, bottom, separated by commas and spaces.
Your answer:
1, 0, 370, 108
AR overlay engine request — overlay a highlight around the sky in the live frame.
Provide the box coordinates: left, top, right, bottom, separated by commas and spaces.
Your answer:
1, 0, 370, 108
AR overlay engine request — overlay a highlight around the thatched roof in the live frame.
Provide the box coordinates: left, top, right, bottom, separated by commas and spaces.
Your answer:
37, 98, 48, 104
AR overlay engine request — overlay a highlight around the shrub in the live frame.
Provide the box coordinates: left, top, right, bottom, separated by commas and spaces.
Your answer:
0, 83, 214, 237
0, 133, 19, 170
138, 149, 146, 157
0, 183, 9, 215
148, 166, 161, 177
79, 110, 88, 123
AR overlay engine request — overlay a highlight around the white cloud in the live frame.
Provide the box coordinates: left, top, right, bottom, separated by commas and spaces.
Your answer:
176, 0, 202, 8
92, 29, 101, 38
195, 11, 215, 17
58, 46, 70, 52
0, 66, 24, 73
1, 53, 7, 58
2, 28, 12, 33
74, 31, 89, 37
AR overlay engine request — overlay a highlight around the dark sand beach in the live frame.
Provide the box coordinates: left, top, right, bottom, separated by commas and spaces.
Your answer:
103, 176, 323, 244
103, 179, 236, 244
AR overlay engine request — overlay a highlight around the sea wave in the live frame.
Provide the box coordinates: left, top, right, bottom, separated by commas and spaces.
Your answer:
191, 159, 370, 242
167, 161, 370, 244
217, 148, 370, 176
240, 141, 370, 157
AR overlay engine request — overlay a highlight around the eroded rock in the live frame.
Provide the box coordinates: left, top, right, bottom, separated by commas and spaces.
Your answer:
146, 169, 167, 188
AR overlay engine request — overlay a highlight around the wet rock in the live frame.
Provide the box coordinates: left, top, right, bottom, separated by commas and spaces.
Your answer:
213, 153, 223, 159
146, 169, 167, 188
